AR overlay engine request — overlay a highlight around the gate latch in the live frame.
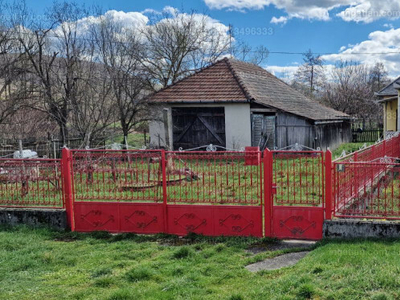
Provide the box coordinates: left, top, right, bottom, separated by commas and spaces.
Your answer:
272, 183, 277, 195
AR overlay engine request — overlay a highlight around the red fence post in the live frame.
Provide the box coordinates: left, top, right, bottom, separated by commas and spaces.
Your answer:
263, 149, 273, 237
61, 147, 75, 231
325, 150, 333, 220
161, 150, 168, 233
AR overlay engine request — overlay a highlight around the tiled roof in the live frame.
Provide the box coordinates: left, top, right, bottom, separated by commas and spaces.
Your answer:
149, 58, 349, 121
376, 76, 400, 97
149, 59, 248, 103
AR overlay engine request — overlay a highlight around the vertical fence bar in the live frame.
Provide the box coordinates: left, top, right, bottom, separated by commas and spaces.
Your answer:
61, 147, 75, 231
264, 149, 273, 237
161, 150, 168, 233
325, 150, 333, 220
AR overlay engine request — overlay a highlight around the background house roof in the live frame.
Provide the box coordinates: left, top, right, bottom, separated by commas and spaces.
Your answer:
376, 76, 400, 97
149, 58, 349, 121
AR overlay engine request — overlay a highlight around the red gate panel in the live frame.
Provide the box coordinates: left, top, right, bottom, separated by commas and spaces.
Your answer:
119, 203, 165, 233
265, 149, 326, 240
272, 206, 324, 240
167, 205, 262, 237
74, 202, 164, 234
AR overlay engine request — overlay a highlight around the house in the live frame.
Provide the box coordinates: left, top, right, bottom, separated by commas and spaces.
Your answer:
376, 77, 400, 136
148, 58, 351, 151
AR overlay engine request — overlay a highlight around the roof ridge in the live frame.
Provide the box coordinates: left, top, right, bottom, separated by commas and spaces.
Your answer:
224, 58, 254, 101
376, 75, 400, 95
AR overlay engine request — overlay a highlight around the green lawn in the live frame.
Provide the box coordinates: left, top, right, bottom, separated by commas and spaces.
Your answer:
1, 226, 400, 300
332, 142, 374, 160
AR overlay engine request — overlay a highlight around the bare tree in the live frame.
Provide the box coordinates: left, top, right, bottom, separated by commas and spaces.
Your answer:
91, 16, 152, 146
0, 2, 29, 126
369, 62, 389, 93
230, 41, 269, 66
13, 1, 97, 145
68, 54, 116, 148
321, 61, 381, 125
138, 11, 231, 90
294, 49, 325, 97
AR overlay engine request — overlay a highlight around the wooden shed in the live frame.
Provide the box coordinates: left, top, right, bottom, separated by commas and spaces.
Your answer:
149, 58, 351, 150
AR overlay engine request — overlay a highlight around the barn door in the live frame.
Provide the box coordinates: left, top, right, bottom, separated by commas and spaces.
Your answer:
252, 114, 275, 150
172, 107, 226, 150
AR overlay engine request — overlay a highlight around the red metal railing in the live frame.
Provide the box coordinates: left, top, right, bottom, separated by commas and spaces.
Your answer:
0, 158, 63, 208
334, 161, 400, 219
165, 151, 262, 205
272, 151, 325, 206
333, 135, 400, 219
71, 150, 163, 202
335, 135, 400, 163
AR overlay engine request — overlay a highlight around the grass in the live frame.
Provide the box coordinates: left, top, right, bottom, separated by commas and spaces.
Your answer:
1, 226, 400, 299
332, 142, 374, 160
106, 131, 149, 149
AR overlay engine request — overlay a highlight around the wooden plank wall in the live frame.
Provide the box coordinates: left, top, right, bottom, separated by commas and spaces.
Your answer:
276, 112, 352, 150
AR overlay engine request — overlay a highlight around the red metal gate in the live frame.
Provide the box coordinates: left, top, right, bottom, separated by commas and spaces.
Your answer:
62, 147, 328, 239
65, 148, 263, 237
163, 150, 263, 237
264, 149, 330, 240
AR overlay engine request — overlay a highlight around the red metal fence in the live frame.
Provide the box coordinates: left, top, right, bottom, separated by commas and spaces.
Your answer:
5, 135, 400, 239
334, 161, 400, 219
335, 135, 400, 163
333, 135, 400, 219
0, 158, 63, 208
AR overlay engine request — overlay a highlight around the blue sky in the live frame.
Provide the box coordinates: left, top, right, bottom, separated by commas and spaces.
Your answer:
22, 0, 400, 78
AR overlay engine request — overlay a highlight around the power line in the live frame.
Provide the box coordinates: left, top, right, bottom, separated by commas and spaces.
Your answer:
3, 28, 400, 57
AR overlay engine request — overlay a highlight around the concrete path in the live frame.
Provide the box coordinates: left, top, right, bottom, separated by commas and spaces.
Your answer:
246, 251, 309, 272
247, 239, 316, 254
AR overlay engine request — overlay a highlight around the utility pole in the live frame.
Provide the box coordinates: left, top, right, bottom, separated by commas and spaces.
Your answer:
228, 24, 233, 56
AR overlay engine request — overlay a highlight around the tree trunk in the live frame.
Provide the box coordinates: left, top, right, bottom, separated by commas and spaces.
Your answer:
59, 122, 69, 147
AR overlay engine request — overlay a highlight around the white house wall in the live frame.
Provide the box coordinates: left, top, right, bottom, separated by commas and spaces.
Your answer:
224, 104, 251, 150
149, 107, 172, 149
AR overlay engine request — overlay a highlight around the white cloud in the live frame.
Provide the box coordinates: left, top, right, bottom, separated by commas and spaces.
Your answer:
266, 65, 299, 82
162, 6, 179, 17
270, 16, 288, 24
266, 64, 338, 82
322, 27, 400, 77
337, 1, 400, 23
52, 10, 149, 40
203, 0, 400, 24
204, 0, 270, 11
